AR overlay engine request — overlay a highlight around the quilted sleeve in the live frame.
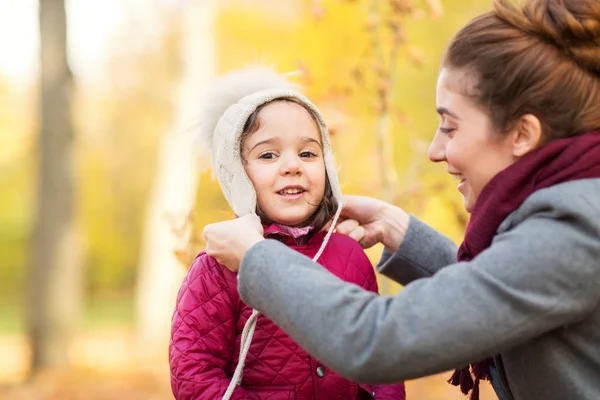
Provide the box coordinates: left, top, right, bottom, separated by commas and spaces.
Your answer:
169, 253, 252, 400
351, 245, 407, 400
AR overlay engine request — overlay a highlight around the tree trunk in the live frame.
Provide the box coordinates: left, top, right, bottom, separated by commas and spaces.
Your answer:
134, 0, 216, 360
28, 0, 84, 371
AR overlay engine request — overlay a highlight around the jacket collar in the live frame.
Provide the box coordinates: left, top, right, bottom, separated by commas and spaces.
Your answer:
263, 223, 312, 239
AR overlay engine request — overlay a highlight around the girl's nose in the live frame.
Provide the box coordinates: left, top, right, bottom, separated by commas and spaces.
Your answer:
428, 131, 447, 163
280, 154, 301, 175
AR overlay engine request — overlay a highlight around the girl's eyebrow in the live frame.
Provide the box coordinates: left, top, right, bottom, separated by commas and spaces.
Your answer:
300, 137, 322, 149
248, 136, 322, 152
436, 107, 462, 121
248, 137, 279, 152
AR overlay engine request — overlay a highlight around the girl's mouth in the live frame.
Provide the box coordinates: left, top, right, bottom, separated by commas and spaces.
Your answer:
277, 188, 306, 199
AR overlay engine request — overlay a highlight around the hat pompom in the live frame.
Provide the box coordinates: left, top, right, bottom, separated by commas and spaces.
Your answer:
197, 66, 297, 159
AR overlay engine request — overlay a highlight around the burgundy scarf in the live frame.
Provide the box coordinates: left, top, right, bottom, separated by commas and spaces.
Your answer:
448, 130, 600, 399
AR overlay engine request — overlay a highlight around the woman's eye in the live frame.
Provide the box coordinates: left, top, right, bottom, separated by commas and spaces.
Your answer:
439, 127, 455, 134
259, 152, 276, 159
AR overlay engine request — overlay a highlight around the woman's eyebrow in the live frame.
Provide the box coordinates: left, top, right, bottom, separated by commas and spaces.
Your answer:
436, 107, 462, 120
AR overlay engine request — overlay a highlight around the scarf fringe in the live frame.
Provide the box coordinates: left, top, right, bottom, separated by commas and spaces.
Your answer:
447, 367, 473, 395
469, 379, 480, 400
448, 362, 492, 400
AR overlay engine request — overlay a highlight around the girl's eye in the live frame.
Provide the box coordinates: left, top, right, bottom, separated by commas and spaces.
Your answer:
299, 150, 317, 158
259, 152, 277, 160
439, 127, 455, 134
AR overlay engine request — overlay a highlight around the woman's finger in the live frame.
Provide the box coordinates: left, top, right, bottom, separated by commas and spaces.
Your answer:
348, 225, 365, 242
336, 219, 359, 235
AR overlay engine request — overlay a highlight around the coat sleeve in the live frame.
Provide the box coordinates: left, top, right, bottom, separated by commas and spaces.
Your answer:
237, 204, 600, 383
376, 215, 458, 285
349, 245, 407, 400
169, 253, 252, 400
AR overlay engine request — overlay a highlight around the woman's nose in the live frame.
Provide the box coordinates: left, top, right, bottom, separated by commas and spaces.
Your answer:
428, 131, 447, 163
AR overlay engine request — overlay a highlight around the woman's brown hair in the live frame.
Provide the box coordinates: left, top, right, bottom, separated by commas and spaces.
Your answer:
241, 99, 338, 234
443, 0, 600, 141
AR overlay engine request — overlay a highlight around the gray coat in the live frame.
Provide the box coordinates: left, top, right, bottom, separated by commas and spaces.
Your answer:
238, 179, 600, 400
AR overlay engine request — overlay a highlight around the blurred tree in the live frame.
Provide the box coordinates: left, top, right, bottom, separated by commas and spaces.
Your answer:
28, 0, 84, 370
289, 0, 443, 292
361, 0, 443, 292
76, 6, 180, 304
134, 0, 216, 358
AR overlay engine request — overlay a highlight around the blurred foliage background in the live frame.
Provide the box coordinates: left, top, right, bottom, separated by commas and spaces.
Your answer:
0, 0, 496, 398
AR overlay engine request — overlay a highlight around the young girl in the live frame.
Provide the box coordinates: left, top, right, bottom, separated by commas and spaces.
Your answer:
169, 67, 406, 400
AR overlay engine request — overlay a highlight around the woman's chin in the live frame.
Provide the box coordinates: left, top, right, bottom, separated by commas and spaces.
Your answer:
463, 196, 474, 213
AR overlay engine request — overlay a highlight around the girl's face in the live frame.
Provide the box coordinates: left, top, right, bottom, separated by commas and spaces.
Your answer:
242, 101, 326, 226
429, 68, 518, 212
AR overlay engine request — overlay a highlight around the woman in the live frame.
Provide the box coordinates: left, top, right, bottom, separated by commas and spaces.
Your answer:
202, 0, 600, 398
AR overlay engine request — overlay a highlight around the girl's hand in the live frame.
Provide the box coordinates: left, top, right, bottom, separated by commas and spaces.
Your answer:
203, 214, 264, 272
336, 195, 410, 252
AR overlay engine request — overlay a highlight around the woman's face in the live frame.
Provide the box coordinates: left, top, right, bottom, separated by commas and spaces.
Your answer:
429, 68, 518, 212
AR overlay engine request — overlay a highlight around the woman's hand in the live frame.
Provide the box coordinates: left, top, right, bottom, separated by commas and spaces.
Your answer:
203, 214, 264, 272
336, 195, 410, 252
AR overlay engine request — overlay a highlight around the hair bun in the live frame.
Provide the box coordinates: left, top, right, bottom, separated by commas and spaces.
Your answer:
495, 0, 600, 75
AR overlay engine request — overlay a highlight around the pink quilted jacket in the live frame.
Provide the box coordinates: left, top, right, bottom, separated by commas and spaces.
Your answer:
169, 227, 406, 400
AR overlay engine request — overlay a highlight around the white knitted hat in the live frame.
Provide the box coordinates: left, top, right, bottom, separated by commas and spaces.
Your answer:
199, 66, 343, 217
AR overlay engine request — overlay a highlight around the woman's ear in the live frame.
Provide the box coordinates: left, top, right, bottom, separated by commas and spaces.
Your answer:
510, 114, 543, 158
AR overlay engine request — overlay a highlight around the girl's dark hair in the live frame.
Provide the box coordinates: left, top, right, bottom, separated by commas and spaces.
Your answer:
443, 0, 600, 141
241, 98, 338, 233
